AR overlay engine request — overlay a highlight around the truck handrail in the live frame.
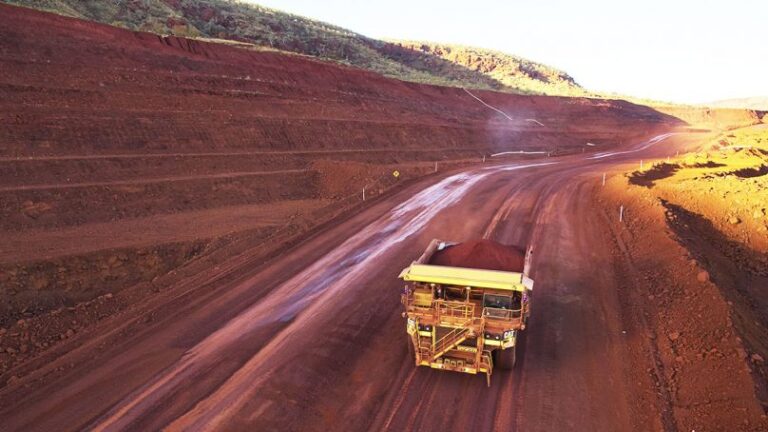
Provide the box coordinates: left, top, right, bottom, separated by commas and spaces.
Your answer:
482, 306, 523, 320
435, 300, 474, 321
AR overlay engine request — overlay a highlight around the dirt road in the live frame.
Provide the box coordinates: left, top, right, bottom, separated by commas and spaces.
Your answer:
0, 131, 700, 431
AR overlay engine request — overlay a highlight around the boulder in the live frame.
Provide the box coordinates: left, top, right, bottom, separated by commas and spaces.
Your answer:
697, 270, 710, 283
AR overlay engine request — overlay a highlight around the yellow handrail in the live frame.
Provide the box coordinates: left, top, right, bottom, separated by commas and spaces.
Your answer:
432, 327, 469, 360
435, 300, 474, 321
482, 306, 522, 320
481, 351, 493, 386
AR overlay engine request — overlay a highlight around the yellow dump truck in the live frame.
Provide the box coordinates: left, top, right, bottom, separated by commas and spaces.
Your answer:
399, 239, 533, 385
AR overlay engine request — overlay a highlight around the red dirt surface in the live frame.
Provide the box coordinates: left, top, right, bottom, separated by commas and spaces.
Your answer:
1, 3, 766, 432
429, 239, 525, 272
597, 126, 768, 430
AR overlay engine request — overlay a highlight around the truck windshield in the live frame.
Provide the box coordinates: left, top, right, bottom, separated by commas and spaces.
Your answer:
483, 294, 512, 310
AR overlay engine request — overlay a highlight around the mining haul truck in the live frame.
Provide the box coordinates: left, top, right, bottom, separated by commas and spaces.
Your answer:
399, 239, 533, 385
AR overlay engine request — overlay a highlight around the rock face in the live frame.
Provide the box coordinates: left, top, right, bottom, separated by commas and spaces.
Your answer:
429, 239, 525, 272
697, 270, 710, 282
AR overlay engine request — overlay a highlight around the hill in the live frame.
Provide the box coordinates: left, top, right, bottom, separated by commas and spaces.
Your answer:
2, 0, 587, 96
387, 41, 584, 96
708, 96, 768, 111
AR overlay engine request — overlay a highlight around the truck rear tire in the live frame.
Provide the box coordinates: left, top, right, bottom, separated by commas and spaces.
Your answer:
407, 336, 418, 365
495, 346, 517, 370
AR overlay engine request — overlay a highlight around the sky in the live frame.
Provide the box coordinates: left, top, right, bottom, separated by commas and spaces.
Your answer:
250, 0, 767, 104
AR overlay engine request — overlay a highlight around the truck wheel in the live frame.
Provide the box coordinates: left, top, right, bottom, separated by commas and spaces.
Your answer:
407, 336, 418, 365
495, 347, 517, 370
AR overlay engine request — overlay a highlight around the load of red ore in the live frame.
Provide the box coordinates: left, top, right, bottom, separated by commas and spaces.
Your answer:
429, 239, 525, 272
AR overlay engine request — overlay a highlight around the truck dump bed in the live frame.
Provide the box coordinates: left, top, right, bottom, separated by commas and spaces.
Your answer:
402, 239, 533, 292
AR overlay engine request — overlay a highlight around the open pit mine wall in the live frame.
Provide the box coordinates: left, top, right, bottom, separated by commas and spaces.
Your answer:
0, 2, 687, 162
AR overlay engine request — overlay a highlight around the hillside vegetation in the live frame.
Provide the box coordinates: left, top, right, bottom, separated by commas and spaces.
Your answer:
3, 0, 587, 96
390, 41, 582, 96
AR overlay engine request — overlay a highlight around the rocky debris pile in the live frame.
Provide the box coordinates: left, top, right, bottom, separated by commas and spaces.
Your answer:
0, 292, 120, 382
429, 239, 525, 272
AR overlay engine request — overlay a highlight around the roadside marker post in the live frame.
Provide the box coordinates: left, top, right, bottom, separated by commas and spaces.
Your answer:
602, 173, 606, 186
619, 205, 624, 222
483, 155, 486, 163
434, 162, 437, 172
362, 187, 366, 201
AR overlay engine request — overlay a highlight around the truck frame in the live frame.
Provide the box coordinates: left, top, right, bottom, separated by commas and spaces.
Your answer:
399, 239, 533, 385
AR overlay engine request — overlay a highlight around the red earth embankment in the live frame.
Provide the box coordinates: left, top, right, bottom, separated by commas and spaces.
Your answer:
654, 105, 763, 130
0, 4, 679, 160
